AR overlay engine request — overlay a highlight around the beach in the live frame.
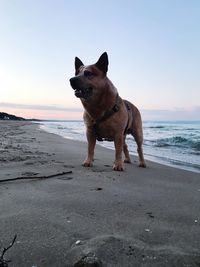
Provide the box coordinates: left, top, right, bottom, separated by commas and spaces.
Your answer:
0, 121, 200, 266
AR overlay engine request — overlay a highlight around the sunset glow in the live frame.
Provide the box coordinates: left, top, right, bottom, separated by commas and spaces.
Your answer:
0, 1, 199, 120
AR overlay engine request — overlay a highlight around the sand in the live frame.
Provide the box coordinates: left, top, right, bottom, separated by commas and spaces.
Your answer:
0, 121, 200, 267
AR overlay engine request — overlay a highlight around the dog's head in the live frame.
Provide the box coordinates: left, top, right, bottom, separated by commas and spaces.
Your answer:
69, 52, 108, 99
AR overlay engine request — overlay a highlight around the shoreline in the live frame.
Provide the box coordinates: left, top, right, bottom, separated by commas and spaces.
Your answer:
0, 121, 200, 266
38, 121, 200, 174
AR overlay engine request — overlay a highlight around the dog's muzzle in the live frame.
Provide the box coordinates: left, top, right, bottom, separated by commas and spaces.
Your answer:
69, 77, 93, 99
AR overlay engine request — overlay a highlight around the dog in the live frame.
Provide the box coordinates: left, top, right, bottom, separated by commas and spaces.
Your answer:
69, 52, 146, 171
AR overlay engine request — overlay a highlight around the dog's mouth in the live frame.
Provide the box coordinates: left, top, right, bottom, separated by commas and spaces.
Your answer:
74, 87, 93, 99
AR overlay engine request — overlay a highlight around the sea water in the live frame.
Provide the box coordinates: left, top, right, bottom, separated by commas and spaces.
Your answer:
38, 120, 200, 173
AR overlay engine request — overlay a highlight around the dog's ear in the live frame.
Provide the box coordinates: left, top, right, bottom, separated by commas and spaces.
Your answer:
75, 57, 84, 74
95, 52, 108, 74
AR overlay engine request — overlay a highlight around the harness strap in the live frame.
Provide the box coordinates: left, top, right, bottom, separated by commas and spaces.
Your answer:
93, 94, 119, 141
123, 100, 131, 135
93, 97, 132, 141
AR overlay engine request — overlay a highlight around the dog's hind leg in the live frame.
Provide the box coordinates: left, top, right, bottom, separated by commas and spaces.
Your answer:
132, 131, 146, 168
123, 139, 131, 163
113, 133, 124, 171
137, 144, 146, 168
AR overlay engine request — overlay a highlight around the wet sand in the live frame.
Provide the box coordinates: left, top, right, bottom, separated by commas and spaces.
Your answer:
0, 121, 200, 266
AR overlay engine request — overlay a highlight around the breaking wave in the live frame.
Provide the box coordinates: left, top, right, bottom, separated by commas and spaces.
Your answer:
153, 136, 200, 151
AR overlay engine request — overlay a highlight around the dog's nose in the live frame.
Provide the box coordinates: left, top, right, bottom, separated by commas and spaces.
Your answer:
69, 77, 77, 89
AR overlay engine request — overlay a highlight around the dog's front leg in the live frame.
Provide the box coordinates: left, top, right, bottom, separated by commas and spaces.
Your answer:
113, 133, 124, 171
83, 128, 96, 167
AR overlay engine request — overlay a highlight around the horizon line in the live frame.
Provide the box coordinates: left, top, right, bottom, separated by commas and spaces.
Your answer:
1, 101, 200, 113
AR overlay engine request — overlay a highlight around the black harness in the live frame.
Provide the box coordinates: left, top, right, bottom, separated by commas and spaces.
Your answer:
93, 96, 131, 142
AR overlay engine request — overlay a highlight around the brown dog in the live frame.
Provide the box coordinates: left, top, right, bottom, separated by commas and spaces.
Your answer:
69, 52, 146, 171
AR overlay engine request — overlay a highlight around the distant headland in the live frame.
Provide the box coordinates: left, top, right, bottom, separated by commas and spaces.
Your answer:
0, 112, 25, 121
0, 112, 40, 121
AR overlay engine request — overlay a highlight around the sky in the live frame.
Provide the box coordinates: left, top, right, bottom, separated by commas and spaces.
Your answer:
0, 0, 200, 120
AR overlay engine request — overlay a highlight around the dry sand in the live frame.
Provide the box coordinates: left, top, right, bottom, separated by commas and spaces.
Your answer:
0, 121, 200, 267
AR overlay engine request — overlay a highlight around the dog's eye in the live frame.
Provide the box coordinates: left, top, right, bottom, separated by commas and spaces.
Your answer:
84, 70, 93, 78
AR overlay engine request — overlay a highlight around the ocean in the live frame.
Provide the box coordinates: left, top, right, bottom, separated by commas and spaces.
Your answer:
38, 120, 200, 173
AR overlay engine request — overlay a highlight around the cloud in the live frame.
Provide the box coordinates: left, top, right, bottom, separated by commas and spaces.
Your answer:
141, 107, 200, 121
0, 102, 82, 112
1, 102, 199, 121
193, 106, 200, 112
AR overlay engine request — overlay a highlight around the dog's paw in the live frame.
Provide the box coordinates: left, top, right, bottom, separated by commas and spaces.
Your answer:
124, 159, 131, 164
82, 160, 93, 167
139, 162, 146, 168
113, 163, 124, 171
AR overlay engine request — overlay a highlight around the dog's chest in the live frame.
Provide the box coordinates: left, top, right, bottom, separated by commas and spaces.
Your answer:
93, 122, 115, 141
